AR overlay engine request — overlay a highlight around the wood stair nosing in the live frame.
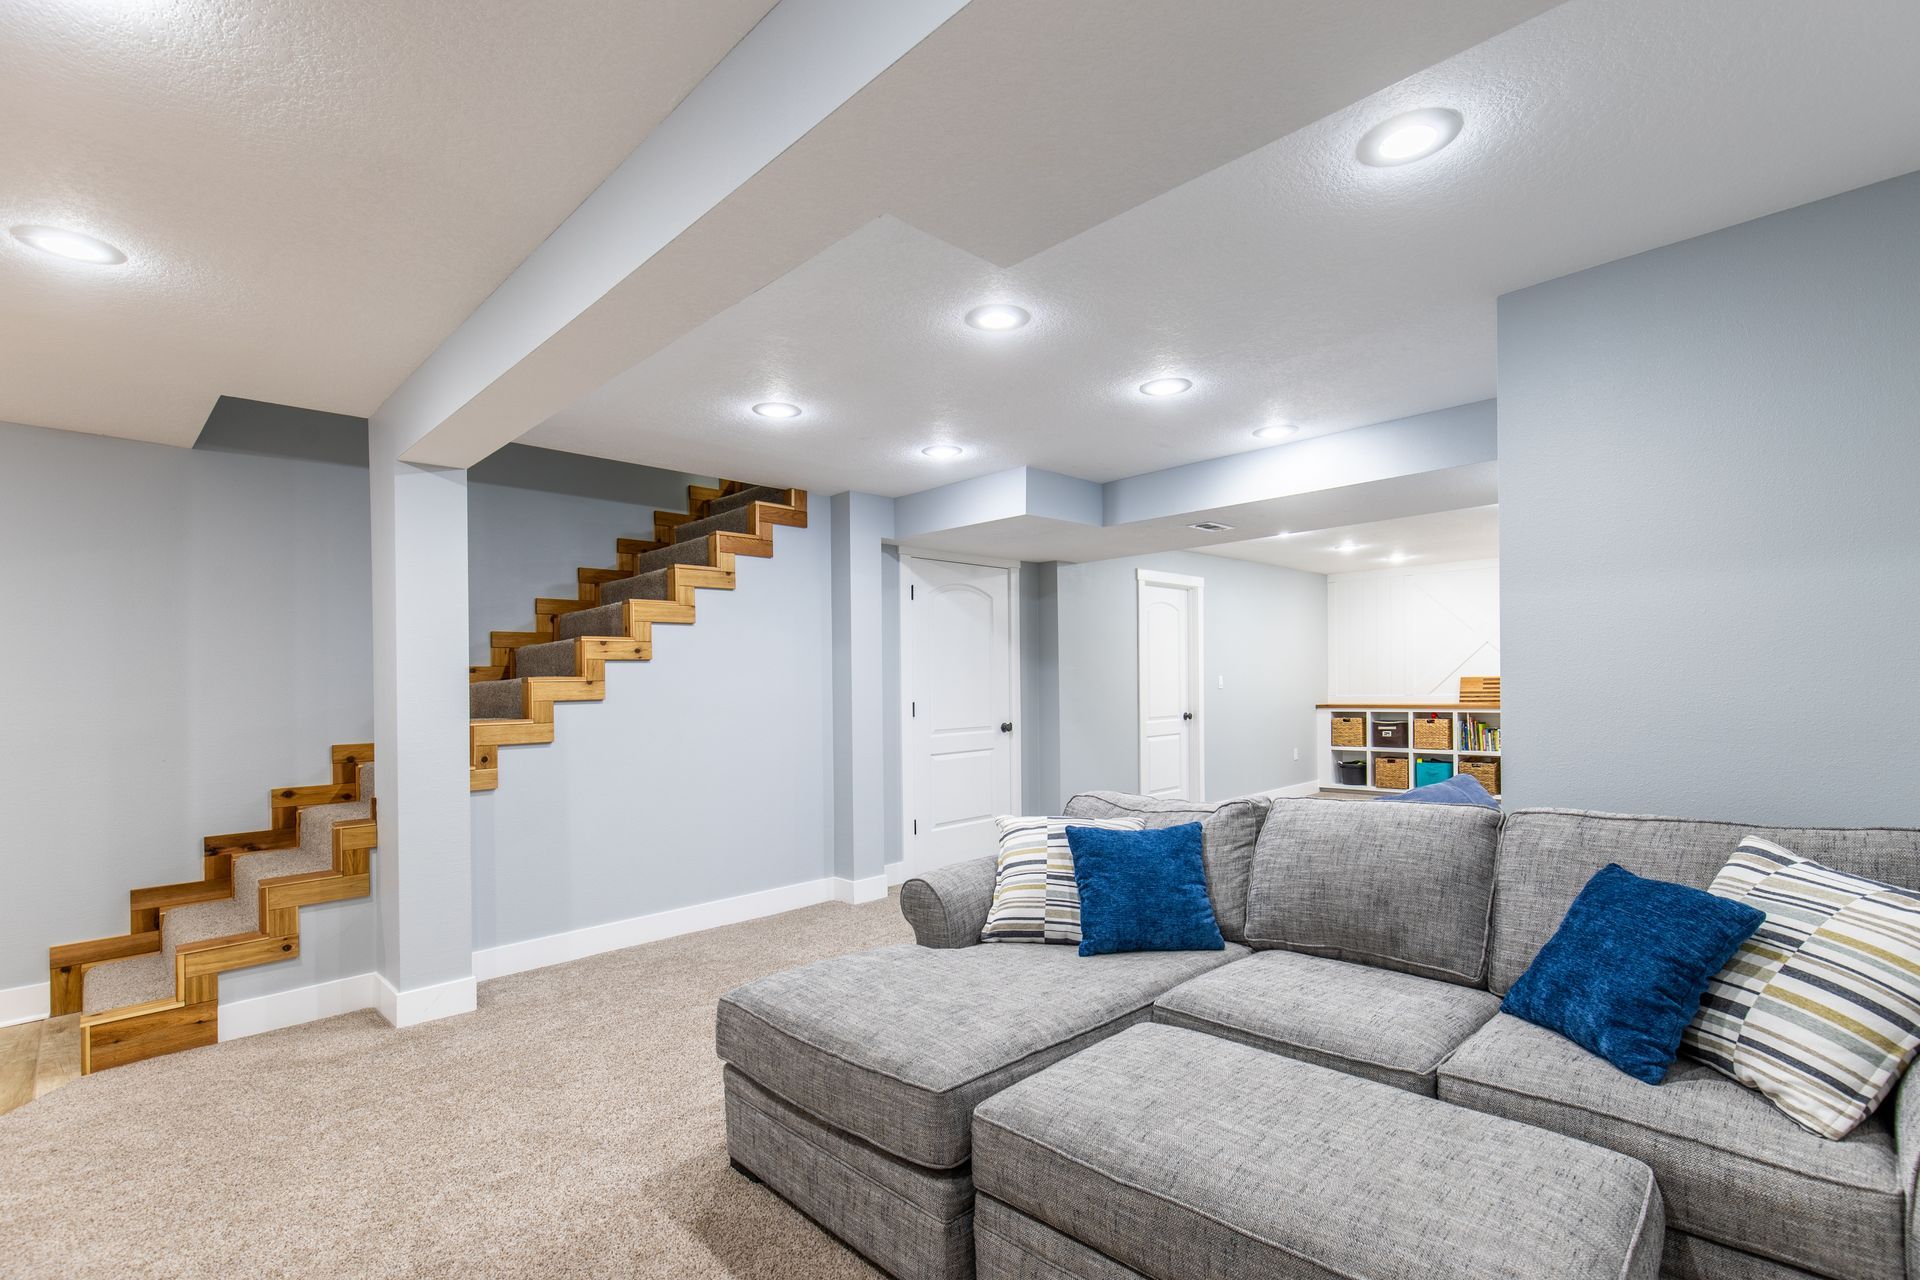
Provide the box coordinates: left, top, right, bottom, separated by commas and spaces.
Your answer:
50, 745, 379, 1074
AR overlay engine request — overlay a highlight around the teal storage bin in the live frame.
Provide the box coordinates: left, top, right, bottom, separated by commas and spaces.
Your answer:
1414, 758, 1454, 788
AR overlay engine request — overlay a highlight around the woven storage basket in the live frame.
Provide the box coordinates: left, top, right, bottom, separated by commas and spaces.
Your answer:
1374, 756, 1411, 790
1459, 758, 1500, 794
1331, 716, 1365, 748
1413, 715, 1452, 750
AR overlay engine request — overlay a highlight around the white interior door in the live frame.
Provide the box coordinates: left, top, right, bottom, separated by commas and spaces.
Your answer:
907, 557, 1016, 873
1138, 573, 1203, 799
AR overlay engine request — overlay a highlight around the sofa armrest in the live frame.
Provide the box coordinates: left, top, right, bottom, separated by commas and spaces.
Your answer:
899, 854, 997, 948
1900, 1067, 1920, 1280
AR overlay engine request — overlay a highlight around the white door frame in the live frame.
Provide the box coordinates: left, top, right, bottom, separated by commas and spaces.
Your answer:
898, 548, 1023, 874
1136, 567, 1205, 799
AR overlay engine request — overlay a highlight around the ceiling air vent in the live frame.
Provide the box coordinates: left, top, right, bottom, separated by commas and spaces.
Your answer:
1188, 521, 1235, 533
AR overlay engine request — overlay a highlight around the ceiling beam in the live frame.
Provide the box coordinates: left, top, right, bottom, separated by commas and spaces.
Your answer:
374, 0, 970, 468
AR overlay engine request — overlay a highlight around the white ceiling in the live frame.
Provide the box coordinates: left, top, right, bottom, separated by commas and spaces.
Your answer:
0, 0, 776, 445
1199, 505, 1499, 576
528, 0, 1920, 496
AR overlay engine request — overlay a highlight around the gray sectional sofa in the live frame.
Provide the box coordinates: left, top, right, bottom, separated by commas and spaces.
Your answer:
717, 791, 1920, 1280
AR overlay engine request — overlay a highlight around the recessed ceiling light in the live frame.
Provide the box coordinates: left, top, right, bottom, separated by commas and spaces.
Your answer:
1189, 521, 1234, 533
751, 402, 801, 419
921, 444, 964, 460
1356, 108, 1463, 167
11, 224, 127, 265
1253, 423, 1296, 441
1263, 531, 1295, 540
1331, 541, 1365, 554
965, 304, 1030, 331
1383, 551, 1413, 564
1139, 377, 1193, 397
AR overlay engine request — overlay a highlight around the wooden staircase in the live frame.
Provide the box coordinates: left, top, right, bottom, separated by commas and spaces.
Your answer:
47, 744, 376, 1073
464, 480, 808, 789
47, 477, 806, 1075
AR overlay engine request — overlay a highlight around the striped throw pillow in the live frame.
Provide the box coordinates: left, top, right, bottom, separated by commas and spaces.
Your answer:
1683, 838, 1861, 1073
980, 815, 1143, 945
1688, 837, 1920, 1139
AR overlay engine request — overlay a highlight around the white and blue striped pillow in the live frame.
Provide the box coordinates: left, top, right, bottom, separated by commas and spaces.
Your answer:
980, 815, 1143, 945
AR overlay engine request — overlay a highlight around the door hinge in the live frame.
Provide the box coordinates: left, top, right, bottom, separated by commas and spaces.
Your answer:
913, 819, 918, 835
909, 584, 915, 600
911, 701, 916, 717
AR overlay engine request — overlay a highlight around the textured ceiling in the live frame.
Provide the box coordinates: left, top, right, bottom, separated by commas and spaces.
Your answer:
528, 0, 1920, 496
1198, 505, 1500, 576
0, 0, 776, 444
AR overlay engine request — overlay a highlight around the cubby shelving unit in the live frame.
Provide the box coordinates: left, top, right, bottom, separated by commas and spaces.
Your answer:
1316, 702, 1502, 799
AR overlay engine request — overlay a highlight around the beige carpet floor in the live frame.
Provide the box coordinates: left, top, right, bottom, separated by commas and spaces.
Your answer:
0, 893, 913, 1278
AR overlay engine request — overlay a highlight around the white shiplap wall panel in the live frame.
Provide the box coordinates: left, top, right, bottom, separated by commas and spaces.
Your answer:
1328, 561, 1499, 702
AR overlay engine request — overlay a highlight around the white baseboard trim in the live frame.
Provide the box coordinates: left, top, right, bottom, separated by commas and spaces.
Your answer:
374, 972, 478, 1028
1264, 780, 1324, 799
219, 973, 379, 1042
0, 981, 50, 1028
153, 874, 874, 1041
833, 874, 889, 905
885, 861, 910, 887
472, 875, 845, 982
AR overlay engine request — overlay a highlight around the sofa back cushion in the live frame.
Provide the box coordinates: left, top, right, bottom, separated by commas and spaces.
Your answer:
1243, 798, 1500, 987
1489, 808, 1920, 995
1062, 791, 1268, 944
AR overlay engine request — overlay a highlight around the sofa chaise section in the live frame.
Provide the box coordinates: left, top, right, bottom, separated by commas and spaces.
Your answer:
972, 1023, 1665, 1280
1457, 807, 1920, 1280
1441, 1013, 1903, 1280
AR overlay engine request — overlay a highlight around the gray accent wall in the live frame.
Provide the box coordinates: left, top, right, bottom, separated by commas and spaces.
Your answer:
1499, 171, 1920, 824
0, 418, 376, 996
1050, 550, 1326, 804
467, 446, 711, 664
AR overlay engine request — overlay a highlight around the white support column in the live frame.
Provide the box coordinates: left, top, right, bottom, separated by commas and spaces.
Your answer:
368, 416, 476, 1026
831, 492, 894, 902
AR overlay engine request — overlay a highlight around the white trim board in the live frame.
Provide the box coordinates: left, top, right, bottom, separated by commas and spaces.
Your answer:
220, 973, 382, 1042
375, 973, 478, 1029
181, 874, 875, 1045
0, 981, 50, 1028
471, 875, 855, 982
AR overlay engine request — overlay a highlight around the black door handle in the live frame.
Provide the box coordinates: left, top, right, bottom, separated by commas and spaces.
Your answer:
1182, 711, 1194, 721
1001, 722, 1013, 733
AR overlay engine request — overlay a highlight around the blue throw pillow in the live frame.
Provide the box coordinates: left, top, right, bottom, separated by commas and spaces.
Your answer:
1503, 864, 1763, 1084
1066, 822, 1224, 957
1374, 773, 1500, 810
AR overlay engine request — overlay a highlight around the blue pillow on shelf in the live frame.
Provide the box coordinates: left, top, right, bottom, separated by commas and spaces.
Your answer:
1066, 822, 1225, 957
1502, 864, 1764, 1084
1374, 772, 1500, 811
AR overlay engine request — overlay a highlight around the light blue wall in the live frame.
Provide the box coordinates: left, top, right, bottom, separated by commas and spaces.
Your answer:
466, 446, 711, 664
1021, 562, 1063, 811
1499, 171, 1920, 824
470, 517, 835, 948
1051, 551, 1326, 804
0, 416, 376, 997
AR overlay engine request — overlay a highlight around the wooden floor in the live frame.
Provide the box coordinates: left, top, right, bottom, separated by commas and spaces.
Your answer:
0, 1016, 82, 1116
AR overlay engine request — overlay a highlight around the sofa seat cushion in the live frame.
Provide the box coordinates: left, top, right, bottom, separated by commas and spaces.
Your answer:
716, 941, 1247, 1169
1440, 1013, 1902, 1280
973, 1023, 1665, 1280
1151, 950, 1499, 1094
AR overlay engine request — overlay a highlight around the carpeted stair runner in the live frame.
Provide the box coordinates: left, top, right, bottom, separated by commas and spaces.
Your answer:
81, 771, 374, 1016
466, 490, 786, 717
